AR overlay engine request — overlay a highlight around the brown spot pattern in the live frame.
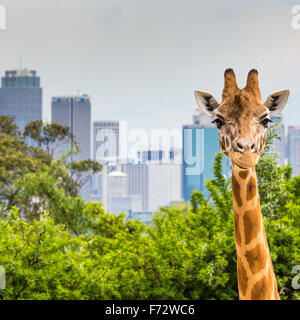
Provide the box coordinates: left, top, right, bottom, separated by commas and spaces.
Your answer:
239, 170, 249, 180
234, 211, 241, 246
246, 176, 257, 201
225, 137, 229, 149
243, 207, 261, 244
237, 258, 248, 297
245, 243, 267, 275
251, 276, 270, 300
232, 174, 243, 207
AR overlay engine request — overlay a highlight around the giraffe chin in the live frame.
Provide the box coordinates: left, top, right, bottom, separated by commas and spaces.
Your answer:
230, 151, 259, 169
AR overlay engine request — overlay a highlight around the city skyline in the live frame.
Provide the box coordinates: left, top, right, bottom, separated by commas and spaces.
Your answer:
0, 67, 297, 166
0, 1, 299, 135
0, 0, 300, 215
0, 66, 299, 218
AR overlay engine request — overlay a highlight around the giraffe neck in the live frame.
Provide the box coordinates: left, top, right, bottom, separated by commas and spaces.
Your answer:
231, 164, 280, 300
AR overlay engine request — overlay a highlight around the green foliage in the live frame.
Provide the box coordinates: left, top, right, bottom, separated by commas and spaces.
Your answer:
0, 116, 52, 212
0, 208, 86, 299
24, 120, 74, 152
0, 117, 102, 224
70, 159, 103, 188
256, 154, 292, 219
256, 121, 293, 219
0, 118, 299, 300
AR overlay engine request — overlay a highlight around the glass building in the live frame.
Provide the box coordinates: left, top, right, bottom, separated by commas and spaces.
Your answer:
0, 69, 42, 137
52, 95, 91, 200
51, 95, 91, 162
182, 118, 230, 201
93, 120, 120, 163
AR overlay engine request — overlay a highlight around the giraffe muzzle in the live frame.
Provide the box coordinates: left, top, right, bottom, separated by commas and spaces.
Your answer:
231, 150, 260, 168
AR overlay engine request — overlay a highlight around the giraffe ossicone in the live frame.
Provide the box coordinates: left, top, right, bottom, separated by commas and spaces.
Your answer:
194, 69, 289, 300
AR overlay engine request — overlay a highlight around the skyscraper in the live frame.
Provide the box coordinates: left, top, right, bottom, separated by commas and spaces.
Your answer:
107, 170, 142, 214
182, 112, 230, 201
93, 161, 182, 213
51, 95, 91, 161
0, 69, 42, 135
120, 163, 182, 212
52, 95, 92, 200
93, 120, 120, 163
287, 126, 300, 176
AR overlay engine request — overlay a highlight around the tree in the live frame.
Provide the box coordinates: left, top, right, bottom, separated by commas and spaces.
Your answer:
0, 117, 102, 224
0, 208, 89, 299
70, 159, 103, 190
0, 116, 52, 212
256, 120, 293, 219
24, 120, 74, 155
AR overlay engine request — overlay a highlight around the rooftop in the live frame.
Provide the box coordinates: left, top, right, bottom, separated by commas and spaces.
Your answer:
108, 171, 127, 177
4, 69, 37, 78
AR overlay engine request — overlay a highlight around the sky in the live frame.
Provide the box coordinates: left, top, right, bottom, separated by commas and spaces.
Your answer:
0, 0, 299, 134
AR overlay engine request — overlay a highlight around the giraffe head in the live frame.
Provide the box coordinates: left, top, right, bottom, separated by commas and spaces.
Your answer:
194, 69, 289, 169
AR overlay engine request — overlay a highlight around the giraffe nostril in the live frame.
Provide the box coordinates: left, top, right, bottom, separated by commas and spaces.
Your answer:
251, 144, 255, 151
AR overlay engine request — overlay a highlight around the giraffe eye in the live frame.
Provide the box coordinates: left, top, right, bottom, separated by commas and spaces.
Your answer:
212, 118, 224, 129
260, 118, 272, 128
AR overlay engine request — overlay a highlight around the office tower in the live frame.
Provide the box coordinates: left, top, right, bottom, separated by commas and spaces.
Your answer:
0, 69, 42, 136
51, 95, 91, 162
94, 162, 182, 214
147, 164, 182, 211
93, 120, 120, 163
106, 170, 142, 214
287, 126, 300, 176
108, 170, 128, 197
120, 163, 182, 212
119, 164, 148, 211
91, 120, 120, 206
52, 95, 91, 200
269, 114, 285, 164
182, 112, 230, 201
107, 170, 127, 213
93, 163, 147, 211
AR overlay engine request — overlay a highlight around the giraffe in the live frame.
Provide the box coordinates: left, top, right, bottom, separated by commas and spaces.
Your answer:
194, 69, 290, 300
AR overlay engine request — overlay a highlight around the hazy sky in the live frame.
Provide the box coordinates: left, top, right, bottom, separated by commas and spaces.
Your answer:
0, 0, 299, 133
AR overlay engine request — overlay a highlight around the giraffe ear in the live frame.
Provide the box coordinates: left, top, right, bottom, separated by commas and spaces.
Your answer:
264, 90, 290, 116
194, 91, 220, 117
